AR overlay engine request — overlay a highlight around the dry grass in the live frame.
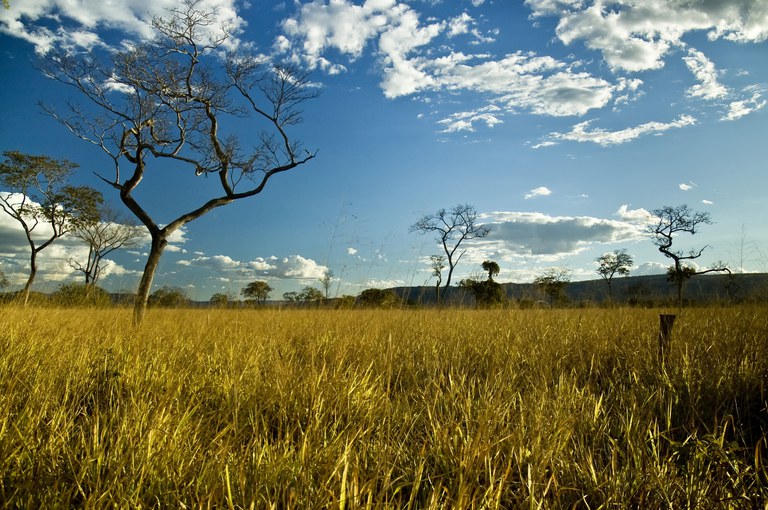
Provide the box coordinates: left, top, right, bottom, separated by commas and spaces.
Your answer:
1, 306, 766, 508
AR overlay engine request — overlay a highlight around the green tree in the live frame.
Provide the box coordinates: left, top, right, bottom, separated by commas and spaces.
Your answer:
298, 286, 324, 303
241, 281, 272, 305
148, 286, 188, 308
282, 291, 299, 302
481, 260, 500, 282
534, 268, 572, 306
410, 204, 490, 304
429, 255, 446, 304
596, 249, 633, 303
51, 282, 111, 307
460, 261, 505, 308
0, 151, 102, 305
647, 204, 729, 307
0, 268, 9, 289
42, 1, 319, 325
210, 293, 232, 307
358, 288, 399, 308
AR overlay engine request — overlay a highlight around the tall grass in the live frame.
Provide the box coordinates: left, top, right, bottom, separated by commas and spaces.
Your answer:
1, 306, 766, 507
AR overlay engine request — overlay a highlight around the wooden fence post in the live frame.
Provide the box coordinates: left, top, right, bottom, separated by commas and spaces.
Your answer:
658, 314, 676, 369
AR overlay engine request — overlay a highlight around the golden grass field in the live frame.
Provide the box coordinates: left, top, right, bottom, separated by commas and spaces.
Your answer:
1, 305, 767, 508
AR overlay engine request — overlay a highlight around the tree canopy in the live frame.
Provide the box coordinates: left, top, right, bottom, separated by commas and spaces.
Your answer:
0, 151, 102, 304
242, 281, 273, 305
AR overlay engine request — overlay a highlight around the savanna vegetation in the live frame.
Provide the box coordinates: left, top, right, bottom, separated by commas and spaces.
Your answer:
1, 305, 766, 508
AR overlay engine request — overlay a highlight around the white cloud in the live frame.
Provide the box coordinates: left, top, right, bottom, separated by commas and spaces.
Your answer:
0, 192, 139, 288
175, 252, 328, 280
524, 186, 552, 199
526, 0, 768, 72
683, 48, 728, 100
615, 204, 653, 223
281, 2, 617, 119
0, 0, 247, 54
679, 181, 697, 191
722, 91, 767, 121
536, 114, 697, 147
347, 247, 358, 255
475, 209, 648, 257
447, 12, 472, 37
702, 199, 714, 205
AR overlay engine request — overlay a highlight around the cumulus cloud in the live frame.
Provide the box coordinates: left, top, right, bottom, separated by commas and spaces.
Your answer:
535, 115, 696, 147
0, 0, 246, 54
679, 181, 697, 191
526, 0, 768, 72
280, 1, 618, 121
475, 208, 649, 257
176, 252, 328, 280
615, 204, 653, 223
524, 186, 552, 199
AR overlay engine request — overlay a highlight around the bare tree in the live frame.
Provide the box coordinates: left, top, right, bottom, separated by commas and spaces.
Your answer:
69, 207, 144, 293
596, 249, 633, 303
410, 204, 490, 304
0, 151, 101, 305
646, 204, 729, 307
41, 0, 319, 324
320, 269, 334, 302
533, 267, 572, 306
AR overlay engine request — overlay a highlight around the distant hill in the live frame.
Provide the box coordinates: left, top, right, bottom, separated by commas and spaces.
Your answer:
391, 273, 768, 307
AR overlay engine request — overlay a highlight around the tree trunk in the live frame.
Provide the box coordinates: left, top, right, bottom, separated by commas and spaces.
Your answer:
133, 235, 167, 326
20, 250, 38, 306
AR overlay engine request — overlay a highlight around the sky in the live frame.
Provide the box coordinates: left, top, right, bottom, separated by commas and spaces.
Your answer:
1, 0, 767, 301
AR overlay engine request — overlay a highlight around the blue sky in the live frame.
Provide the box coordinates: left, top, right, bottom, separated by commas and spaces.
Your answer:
1, 0, 767, 301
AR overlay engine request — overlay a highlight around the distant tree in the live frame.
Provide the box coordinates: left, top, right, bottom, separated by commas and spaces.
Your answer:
51, 282, 110, 307
482, 260, 500, 282
0, 151, 102, 305
69, 206, 144, 294
0, 268, 9, 289
298, 286, 324, 303
410, 204, 490, 304
282, 291, 299, 302
647, 204, 729, 307
241, 281, 272, 305
460, 261, 505, 308
429, 255, 446, 304
42, 1, 319, 324
210, 293, 232, 307
596, 249, 633, 302
148, 286, 188, 308
320, 270, 334, 302
534, 268, 572, 306
665, 264, 697, 304
358, 288, 399, 308
335, 295, 356, 309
